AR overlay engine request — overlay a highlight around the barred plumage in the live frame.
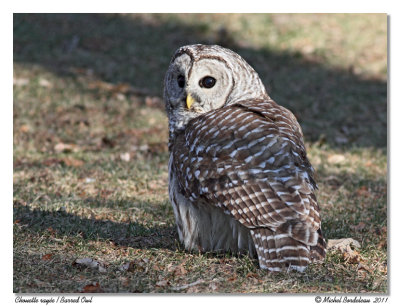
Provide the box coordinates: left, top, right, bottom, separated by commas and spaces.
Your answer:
164, 44, 326, 272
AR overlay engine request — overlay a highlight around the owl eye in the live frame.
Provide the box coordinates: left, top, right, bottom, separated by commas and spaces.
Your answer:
200, 76, 216, 89
177, 75, 185, 88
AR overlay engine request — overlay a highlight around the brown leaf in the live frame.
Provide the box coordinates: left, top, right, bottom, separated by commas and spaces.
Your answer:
167, 264, 187, 276
246, 272, 259, 279
54, 142, 78, 153
119, 260, 146, 272
88, 80, 113, 91
378, 239, 387, 249
173, 264, 187, 277
62, 157, 84, 168
100, 189, 113, 199
364, 161, 373, 167
41, 253, 53, 261
328, 238, 363, 264
19, 125, 30, 133
82, 282, 104, 293
351, 222, 366, 232
121, 277, 130, 287
357, 263, 372, 272
14, 219, 21, 224
356, 186, 370, 197
327, 154, 345, 164
112, 83, 131, 94
43, 158, 63, 166
344, 249, 361, 264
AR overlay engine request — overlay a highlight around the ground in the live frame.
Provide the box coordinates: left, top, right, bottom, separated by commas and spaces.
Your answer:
13, 13, 387, 293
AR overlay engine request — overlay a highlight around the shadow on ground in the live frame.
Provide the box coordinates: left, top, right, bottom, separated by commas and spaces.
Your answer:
14, 158, 386, 249
13, 13, 387, 149
14, 202, 178, 251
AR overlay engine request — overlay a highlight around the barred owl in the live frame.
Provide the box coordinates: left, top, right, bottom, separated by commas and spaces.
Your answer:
164, 44, 326, 272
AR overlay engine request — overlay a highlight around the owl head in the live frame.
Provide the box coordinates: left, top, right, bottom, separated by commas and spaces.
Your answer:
163, 44, 268, 136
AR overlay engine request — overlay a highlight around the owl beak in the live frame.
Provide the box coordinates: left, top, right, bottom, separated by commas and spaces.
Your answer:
186, 94, 195, 109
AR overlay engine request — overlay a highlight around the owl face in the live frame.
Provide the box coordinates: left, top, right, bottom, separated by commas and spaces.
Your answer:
164, 45, 267, 135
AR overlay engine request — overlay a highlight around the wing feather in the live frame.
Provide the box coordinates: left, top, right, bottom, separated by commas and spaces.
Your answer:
171, 98, 321, 245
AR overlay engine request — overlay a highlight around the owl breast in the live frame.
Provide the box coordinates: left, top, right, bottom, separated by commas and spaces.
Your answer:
168, 154, 256, 257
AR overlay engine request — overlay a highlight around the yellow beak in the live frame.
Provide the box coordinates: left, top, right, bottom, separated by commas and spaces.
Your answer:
186, 94, 195, 109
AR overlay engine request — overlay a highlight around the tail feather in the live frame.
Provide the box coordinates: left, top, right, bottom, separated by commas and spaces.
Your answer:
251, 226, 326, 272
310, 228, 326, 261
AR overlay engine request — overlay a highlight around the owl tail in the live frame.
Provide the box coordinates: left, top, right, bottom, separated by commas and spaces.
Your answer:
250, 227, 325, 272
310, 228, 327, 261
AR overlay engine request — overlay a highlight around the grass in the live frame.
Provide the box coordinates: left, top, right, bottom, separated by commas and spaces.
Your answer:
13, 13, 387, 293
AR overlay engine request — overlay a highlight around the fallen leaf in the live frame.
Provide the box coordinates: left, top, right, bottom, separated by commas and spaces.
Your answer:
47, 227, 55, 235
327, 238, 362, 264
19, 125, 30, 133
39, 78, 52, 88
73, 258, 107, 273
209, 282, 218, 291
351, 222, 366, 232
327, 238, 361, 251
120, 277, 130, 287
327, 154, 346, 164
112, 83, 131, 94
246, 272, 259, 279
120, 261, 137, 272
167, 264, 187, 277
120, 152, 130, 162
14, 219, 21, 224
62, 157, 84, 168
364, 161, 373, 167
378, 239, 387, 249
54, 142, 78, 153
343, 249, 361, 264
13, 77, 29, 86
41, 253, 53, 261
43, 158, 63, 166
356, 186, 371, 197
88, 80, 113, 91
82, 282, 104, 293
119, 260, 146, 272
357, 263, 372, 272
100, 189, 113, 199
155, 280, 169, 287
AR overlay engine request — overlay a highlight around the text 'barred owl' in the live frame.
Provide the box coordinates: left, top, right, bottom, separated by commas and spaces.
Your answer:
163, 44, 326, 272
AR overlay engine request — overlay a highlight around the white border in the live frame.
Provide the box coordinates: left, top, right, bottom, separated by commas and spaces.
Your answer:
4, 1, 398, 305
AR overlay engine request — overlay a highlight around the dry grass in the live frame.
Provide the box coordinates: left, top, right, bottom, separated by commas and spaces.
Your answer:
13, 13, 387, 293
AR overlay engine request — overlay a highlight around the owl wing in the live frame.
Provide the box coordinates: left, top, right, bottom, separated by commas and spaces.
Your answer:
171, 98, 325, 270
